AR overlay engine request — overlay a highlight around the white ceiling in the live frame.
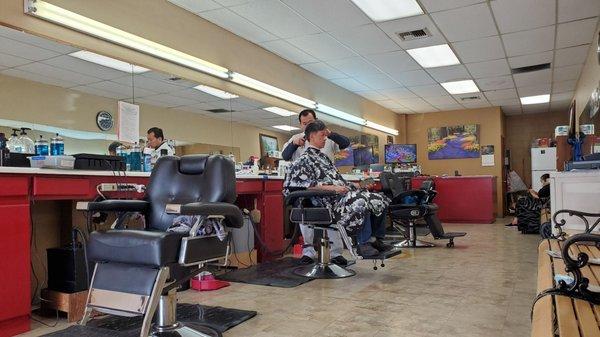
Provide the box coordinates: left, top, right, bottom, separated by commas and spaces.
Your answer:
168, 0, 600, 115
0, 25, 299, 134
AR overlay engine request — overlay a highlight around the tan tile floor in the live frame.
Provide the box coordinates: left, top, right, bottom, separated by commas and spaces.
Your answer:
21, 220, 539, 337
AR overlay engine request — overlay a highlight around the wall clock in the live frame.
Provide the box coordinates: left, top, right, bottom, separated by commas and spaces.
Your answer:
96, 111, 114, 131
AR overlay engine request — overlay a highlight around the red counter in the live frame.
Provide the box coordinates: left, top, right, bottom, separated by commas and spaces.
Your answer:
412, 175, 496, 224
0, 169, 284, 336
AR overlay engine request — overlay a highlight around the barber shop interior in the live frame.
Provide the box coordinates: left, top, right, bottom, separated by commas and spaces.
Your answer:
2, 1, 600, 336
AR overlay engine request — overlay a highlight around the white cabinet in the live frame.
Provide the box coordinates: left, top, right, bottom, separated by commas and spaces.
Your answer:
550, 171, 600, 233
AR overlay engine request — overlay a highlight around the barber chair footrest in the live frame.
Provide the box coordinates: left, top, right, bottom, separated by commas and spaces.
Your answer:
293, 263, 356, 279
359, 247, 403, 260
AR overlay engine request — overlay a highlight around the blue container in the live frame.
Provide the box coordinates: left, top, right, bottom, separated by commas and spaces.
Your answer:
50, 133, 64, 155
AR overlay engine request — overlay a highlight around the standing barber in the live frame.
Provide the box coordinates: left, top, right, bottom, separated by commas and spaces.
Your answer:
146, 127, 175, 162
281, 109, 350, 266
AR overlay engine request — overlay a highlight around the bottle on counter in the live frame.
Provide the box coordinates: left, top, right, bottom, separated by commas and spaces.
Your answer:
143, 147, 152, 172
116, 145, 130, 171
129, 142, 142, 171
19, 128, 35, 154
34, 135, 49, 156
7, 129, 23, 153
50, 133, 64, 156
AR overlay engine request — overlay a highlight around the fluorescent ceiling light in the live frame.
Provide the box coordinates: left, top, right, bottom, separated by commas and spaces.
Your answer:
69, 50, 149, 73
231, 72, 316, 109
316, 104, 366, 125
193, 85, 239, 99
365, 121, 399, 136
520, 94, 550, 105
264, 107, 296, 117
406, 44, 460, 68
351, 0, 423, 22
272, 125, 299, 131
441, 80, 480, 95
25, 1, 229, 78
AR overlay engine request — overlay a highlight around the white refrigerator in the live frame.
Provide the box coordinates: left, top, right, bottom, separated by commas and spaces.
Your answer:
531, 147, 557, 191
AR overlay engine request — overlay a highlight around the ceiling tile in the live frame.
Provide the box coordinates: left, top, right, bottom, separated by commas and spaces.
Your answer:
282, 0, 370, 32
0, 27, 78, 54
426, 65, 470, 82
453, 92, 486, 101
556, 18, 599, 49
330, 24, 400, 55
87, 81, 158, 97
377, 100, 406, 110
377, 15, 446, 50
300, 62, 347, 79
553, 80, 578, 93
229, 0, 321, 39
0, 36, 60, 61
419, 0, 485, 13
553, 64, 582, 82
513, 69, 552, 87
213, 0, 252, 7
378, 87, 418, 100
522, 103, 550, 114
484, 88, 518, 101
168, 88, 221, 102
358, 74, 402, 90
260, 40, 318, 64
502, 26, 555, 57
411, 106, 438, 113
1, 68, 78, 88
431, 3, 498, 42
507, 51, 554, 68
356, 90, 389, 101
462, 101, 492, 108
517, 83, 551, 96
392, 70, 436, 86
0, 52, 32, 68
558, 0, 600, 23
71, 85, 128, 100
178, 102, 220, 113
287, 33, 356, 61
42, 55, 127, 80
554, 45, 591, 67
489, 98, 521, 106
466, 59, 511, 78
198, 8, 278, 43
551, 91, 574, 102
550, 100, 572, 111
16, 62, 100, 85
331, 78, 370, 91
409, 84, 449, 97
476, 75, 514, 90
502, 105, 523, 115
138, 93, 199, 107
327, 57, 383, 77
396, 97, 436, 111
434, 104, 464, 111
424, 96, 458, 105
491, 0, 555, 34
167, 0, 222, 13
364, 50, 421, 74
452, 36, 505, 63
113, 75, 185, 94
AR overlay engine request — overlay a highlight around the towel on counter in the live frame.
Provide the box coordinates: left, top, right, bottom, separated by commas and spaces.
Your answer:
167, 215, 227, 241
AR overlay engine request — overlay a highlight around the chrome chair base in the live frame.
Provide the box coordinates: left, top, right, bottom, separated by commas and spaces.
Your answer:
396, 239, 435, 248
293, 262, 356, 279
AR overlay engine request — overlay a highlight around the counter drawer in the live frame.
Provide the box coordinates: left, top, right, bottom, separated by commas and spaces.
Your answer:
33, 177, 90, 198
0, 177, 29, 197
236, 180, 263, 194
264, 180, 283, 192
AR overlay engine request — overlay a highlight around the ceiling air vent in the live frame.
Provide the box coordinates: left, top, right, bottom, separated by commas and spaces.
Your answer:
207, 108, 233, 113
511, 63, 551, 74
396, 28, 431, 41
459, 96, 481, 101
168, 76, 182, 81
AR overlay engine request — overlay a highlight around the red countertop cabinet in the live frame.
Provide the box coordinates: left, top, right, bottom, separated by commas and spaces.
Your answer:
0, 176, 31, 336
412, 176, 496, 224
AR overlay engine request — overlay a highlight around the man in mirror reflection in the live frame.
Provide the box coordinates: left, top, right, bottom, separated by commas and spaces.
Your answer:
147, 127, 175, 160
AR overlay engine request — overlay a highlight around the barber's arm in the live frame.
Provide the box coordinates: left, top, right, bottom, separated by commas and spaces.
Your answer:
328, 132, 350, 150
281, 134, 303, 161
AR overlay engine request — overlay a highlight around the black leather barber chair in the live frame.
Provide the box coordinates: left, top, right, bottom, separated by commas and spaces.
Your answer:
77, 155, 243, 337
388, 179, 466, 248
286, 189, 402, 278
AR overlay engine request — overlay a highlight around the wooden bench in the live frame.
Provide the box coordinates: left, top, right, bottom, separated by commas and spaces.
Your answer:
532, 239, 600, 337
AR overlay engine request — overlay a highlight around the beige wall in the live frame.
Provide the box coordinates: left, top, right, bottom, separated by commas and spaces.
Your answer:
405, 107, 504, 214
0, 73, 289, 160
0, 0, 400, 137
574, 23, 600, 119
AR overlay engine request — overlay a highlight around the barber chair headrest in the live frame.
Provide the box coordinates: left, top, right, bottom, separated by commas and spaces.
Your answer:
179, 155, 207, 175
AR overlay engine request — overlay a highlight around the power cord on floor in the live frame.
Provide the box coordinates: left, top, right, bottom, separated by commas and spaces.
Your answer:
243, 209, 299, 258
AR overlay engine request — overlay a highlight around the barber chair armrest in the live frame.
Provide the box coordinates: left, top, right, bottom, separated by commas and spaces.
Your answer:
166, 202, 243, 228
285, 188, 338, 206
76, 200, 149, 212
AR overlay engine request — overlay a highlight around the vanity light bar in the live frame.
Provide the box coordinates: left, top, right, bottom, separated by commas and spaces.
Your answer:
230, 72, 317, 109
316, 104, 366, 126
25, 0, 229, 79
365, 121, 399, 136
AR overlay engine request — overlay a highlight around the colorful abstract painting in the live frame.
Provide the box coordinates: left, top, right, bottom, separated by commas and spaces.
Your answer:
427, 124, 480, 160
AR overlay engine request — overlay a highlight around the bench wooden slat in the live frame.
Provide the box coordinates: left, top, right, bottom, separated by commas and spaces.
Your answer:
533, 240, 555, 337
569, 245, 600, 337
550, 241, 582, 337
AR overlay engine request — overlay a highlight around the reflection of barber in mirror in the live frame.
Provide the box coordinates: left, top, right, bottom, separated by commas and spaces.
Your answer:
108, 141, 122, 156
146, 127, 175, 160
281, 109, 350, 162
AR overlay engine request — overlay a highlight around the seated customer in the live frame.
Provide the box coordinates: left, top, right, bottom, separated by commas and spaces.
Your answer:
506, 173, 550, 227
283, 120, 390, 257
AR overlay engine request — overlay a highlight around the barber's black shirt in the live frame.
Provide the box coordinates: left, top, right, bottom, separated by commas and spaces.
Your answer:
538, 184, 550, 199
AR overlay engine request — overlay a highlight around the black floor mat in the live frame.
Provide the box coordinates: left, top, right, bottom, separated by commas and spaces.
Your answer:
42, 323, 221, 337
42, 304, 256, 336
217, 257, 314, 288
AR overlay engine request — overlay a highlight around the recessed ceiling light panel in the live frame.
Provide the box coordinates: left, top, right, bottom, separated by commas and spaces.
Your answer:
520, 94, 550, 105
441, 80, 480, 95
69, 50, 150, 73
272, 125, 299, 131
264, 107, 297, 117
351, 0, 424, 22
406, 44, 460, 68
193, 85, 239, 99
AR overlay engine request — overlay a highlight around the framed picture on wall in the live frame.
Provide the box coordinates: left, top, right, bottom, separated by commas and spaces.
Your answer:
259, 134, 279, 158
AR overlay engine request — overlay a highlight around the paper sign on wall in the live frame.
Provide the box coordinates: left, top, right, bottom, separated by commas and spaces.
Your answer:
481, 145, 495, 167
117, 101, 139, 144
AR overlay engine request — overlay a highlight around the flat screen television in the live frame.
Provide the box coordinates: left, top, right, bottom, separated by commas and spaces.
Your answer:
353, 146, 373, 167
385, 144, 417, 164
